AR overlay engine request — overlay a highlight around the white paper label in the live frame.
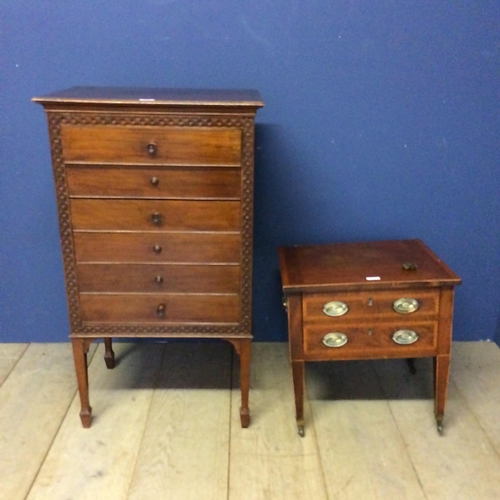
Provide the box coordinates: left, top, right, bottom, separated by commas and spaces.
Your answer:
365, 276, 381, 281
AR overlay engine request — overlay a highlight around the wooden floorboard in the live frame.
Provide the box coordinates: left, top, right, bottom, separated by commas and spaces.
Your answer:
307, 359, 426, 500
374, 351, 500, 500
26, 342, 163, 500
451, 341, 500, 457
0, 343, 96, 500
127, 342, 232, 500
0, 343, 28, 386
229, 343, 328, 500
1, 341, 500, 499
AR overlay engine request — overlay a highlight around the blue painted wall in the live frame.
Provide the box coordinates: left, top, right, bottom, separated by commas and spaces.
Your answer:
1, 1, 499, 343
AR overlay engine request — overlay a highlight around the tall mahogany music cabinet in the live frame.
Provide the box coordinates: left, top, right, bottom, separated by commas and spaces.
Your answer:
33, 87, 264, 428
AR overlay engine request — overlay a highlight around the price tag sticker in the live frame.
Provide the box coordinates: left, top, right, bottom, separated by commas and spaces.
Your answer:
365, 276, 381, 281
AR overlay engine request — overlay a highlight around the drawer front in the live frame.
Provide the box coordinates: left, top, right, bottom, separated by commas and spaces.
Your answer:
70, 199, 240, 231
77, 263, 239, 294
66, 166, 241, 199
303, 290, 439, 324
61, 125, 242, 165
79, 293, 240, 324
303, 322, 438, 360
73, 232, 241, 263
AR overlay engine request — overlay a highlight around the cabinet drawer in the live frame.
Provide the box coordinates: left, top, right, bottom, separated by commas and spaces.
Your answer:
73, 232, 241, 263
66, 166, 241, 199
70, 199, 240, 231
303, 289, 439, 324
61, 125, 242, 166
77, 263, 239, 294
79, 293, 240, 324
303, 322, 438, 361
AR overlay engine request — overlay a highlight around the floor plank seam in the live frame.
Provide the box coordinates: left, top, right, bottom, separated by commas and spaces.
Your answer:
226, 345, 235, 500
0, 343, 30, 388
304, 383, 330, 500
370, 359, 430, 500
451, 374, 500, 462
124, 342, 168, 499
24, 341, 100, 500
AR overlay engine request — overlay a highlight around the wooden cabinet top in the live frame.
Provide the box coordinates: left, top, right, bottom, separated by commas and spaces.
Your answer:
279, 239, 461, 293
32, 86, 264, 111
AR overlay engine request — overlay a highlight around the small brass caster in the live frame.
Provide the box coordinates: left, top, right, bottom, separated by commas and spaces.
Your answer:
298, 425, 305, 437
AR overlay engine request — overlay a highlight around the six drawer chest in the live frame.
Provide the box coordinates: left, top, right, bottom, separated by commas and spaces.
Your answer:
33, 87, 264, 428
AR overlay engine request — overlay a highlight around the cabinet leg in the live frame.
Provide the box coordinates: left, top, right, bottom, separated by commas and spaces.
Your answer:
406, 358, 416, 375
434, 355, 450, 436
238, 339, 251, 428
291, 360, 305, 437
71, 338, 92, 428
227, 338, 251, 428
103, 338, 115, 369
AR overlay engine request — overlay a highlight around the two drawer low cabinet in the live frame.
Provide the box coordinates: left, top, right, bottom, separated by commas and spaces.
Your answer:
33, 87, 264, 428
278, 239, 461, 437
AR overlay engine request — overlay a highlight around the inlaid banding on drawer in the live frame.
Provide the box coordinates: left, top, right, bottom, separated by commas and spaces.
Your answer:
77, 263, 240, 293
66, 166, 241, 199
70, 199, 240, 231
61, 125, 242, 165
79, 293, 240, 324
74, 232, 241, 263
303, 289, 439, 323
303, 322, 438, 360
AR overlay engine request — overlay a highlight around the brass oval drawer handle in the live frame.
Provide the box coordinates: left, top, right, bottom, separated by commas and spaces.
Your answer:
322, 301, 349, 317
156, 303, 166, 317
392, 329, 419, 345
150, 176, 160, 186
153, 244, 162, 254
151, 212, 162, 226
147, 142, 157, 156
322, 332, 348, 348
393, 298, 419, 314
155, 275, 163, 284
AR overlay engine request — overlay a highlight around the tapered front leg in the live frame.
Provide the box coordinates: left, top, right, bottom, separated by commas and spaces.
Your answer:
291, 360, 305, 436
71, 338, 92, 428
434, 354, 451, 435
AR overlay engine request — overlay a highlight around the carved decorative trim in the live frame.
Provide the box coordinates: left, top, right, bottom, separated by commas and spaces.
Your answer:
46, 111, 255, 336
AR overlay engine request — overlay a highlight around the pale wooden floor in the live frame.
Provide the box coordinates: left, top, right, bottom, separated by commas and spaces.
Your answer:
1, 341, 500, 499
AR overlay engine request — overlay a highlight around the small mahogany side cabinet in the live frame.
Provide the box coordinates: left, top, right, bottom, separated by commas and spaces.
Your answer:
33, 87, 263, 427
279, 239, 461, 437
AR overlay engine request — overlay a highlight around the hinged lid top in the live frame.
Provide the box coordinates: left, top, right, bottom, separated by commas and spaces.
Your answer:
32, 86, 264, 109
279, 239, 461, 293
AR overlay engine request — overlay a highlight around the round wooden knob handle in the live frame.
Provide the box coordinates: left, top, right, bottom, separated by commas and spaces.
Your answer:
156, 304, 166, 317
147, 142, 157, 156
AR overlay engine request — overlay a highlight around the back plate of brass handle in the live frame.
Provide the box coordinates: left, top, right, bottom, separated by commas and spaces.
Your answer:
322, 332, 348, 348
322, 301, 349, 317
393, 298, 419, 314
392, 329, 419, 345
